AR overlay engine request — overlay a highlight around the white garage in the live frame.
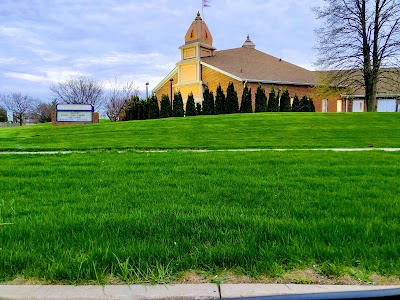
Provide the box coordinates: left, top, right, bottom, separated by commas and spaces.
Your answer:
377, 99, 397, 112
352, 100, 364, 112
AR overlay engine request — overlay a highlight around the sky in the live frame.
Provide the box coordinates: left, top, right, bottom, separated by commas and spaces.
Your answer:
0, 0, 323, 101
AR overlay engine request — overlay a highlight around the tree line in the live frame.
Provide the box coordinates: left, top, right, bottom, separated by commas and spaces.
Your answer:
0, 78, 315, 125
0, 93, 56, 126
0, 77, 139, 125
122, 81, 315, 122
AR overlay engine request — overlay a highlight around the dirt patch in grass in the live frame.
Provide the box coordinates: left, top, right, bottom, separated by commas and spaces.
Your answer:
4, 270, 400, 286
271, 270, 399, 286
174, 271, 209, 284
279, 269, 361, 285
371, 274, 400, 285
4, 276, 44, 285
173, 269, 400, 286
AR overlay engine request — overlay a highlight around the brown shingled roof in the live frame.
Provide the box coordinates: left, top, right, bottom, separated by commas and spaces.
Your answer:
201, 47, 317, 85
317, 69, 400, 96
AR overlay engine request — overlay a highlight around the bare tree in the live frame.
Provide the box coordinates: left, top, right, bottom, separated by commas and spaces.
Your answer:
105, 79, 140, 122
50, 76, 104, 110
1, 93, 36, 126
315, 0, 400, 111
31, 100, 56, 123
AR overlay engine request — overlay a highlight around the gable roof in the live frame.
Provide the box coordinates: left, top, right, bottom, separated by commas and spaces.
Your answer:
201, 47, 317, 86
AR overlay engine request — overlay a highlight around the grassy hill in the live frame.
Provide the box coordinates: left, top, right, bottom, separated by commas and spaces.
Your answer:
1, 113, 400, 151
1, 113, 400, 285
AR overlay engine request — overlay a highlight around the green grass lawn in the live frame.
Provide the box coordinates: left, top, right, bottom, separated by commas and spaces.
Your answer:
1, 113, 400, 151
1, 151, 400, 284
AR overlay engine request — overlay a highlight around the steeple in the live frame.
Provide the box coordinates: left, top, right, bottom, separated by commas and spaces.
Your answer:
172, 12, 217, 104
185, 11, 213, 46
242, 35, 256, 49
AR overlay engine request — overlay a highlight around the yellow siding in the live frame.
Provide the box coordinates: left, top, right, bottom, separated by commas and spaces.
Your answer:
155, 72, 178, 103
183, 47, 196, 59
178, 85, 201, 101
180, 63, 198, 82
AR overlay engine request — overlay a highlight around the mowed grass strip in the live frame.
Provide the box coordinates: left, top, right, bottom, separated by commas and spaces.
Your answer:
1, 113, 400, 151
1, 151, 399, 283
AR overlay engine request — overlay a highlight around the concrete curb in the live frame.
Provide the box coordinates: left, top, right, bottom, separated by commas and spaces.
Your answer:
0, 284, 219, 300
1, 284, 400, 300
220, 284, 400, 298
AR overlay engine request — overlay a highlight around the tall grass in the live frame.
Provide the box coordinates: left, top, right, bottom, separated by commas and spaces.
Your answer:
0, 113, 400, 151
1, 151, 399, 283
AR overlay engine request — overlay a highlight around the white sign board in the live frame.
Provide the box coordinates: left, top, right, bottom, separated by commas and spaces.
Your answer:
7, 111, 13, 122
56, 104, 93, 122
57, 111, 93, 122
57, 104, 93, 111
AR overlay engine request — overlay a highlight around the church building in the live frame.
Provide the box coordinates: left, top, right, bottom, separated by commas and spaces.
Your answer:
153, 12, 400, 113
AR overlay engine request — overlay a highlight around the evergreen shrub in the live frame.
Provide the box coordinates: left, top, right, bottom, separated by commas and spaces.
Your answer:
185, 92, 197, 116
255, 84, 267, 112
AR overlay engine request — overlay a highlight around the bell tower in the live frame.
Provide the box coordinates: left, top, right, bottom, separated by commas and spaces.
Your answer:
174, 12, 216, 102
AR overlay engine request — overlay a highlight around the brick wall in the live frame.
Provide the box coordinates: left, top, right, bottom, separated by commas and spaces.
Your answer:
247, 83, 319, 111
201, 65, 336, 112
157, 65, 347, 112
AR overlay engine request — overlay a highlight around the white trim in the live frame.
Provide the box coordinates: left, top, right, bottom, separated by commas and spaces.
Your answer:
152, 67, 178, 93
174, 82, 202, 88
200, 62, 243, 81
341, 93, 400, 98
178, 57, 201, 64
179, 42, 216, 51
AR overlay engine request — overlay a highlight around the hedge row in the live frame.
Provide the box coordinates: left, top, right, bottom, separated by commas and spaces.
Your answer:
123, 82, 315, 121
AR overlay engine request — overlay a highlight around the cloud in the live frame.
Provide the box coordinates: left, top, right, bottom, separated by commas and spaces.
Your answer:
43, 70, 87, 82
4, 72, 47, 82
72, 52, 165, 67
4, 70, 86, 83
110, 2, 183, 16
0, 25, 43, 45
0, 0, 323, 100
0, 57, 21, 65
30, 49, 66, 62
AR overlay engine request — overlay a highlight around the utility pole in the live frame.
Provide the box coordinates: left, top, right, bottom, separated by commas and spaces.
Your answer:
169, 78, 174, 111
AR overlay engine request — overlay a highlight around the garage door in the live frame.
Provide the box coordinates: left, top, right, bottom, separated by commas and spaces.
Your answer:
377, 99, 396, 112
352, 100, 364, 112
